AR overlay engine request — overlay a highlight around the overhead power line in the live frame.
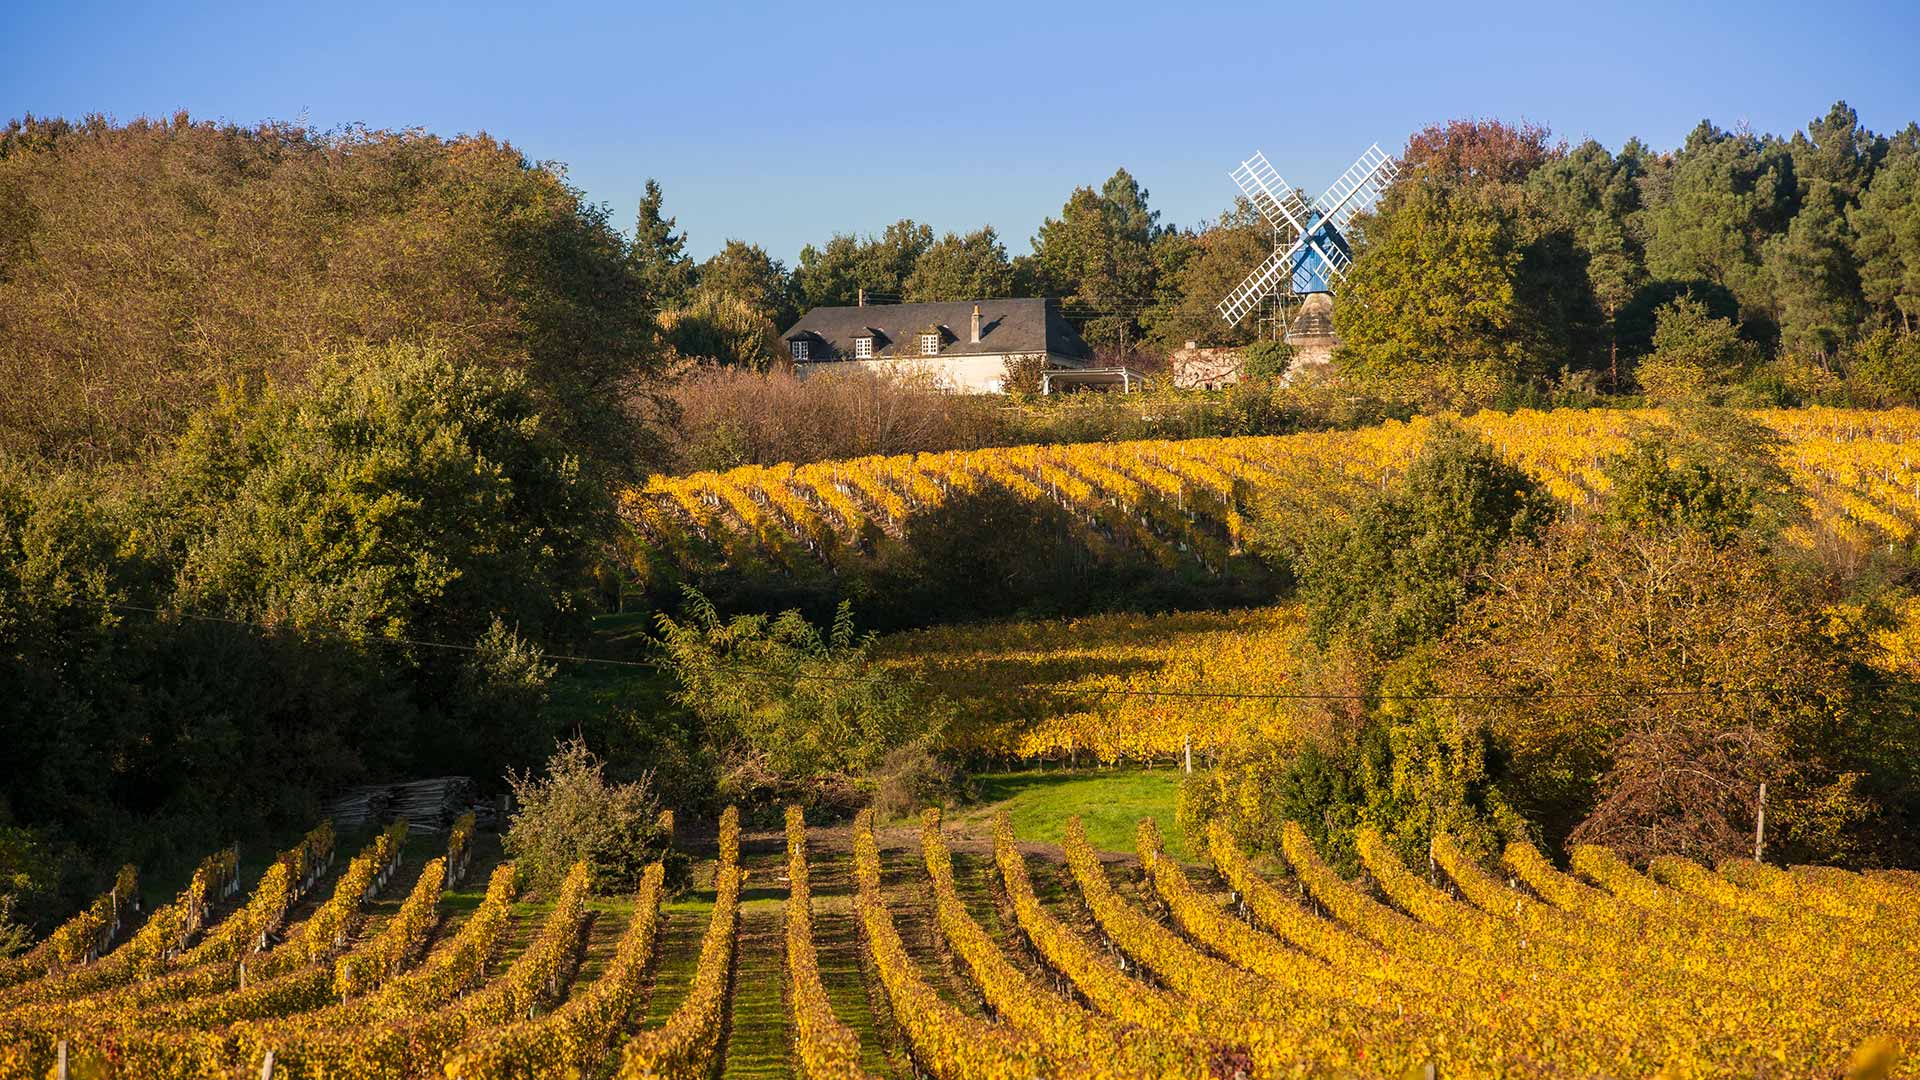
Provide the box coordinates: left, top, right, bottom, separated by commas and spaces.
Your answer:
106, 603, 1802, 706
108, 603, 665, 670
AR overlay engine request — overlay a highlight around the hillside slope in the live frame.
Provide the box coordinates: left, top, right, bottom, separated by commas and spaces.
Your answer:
625, 407, 1920, 578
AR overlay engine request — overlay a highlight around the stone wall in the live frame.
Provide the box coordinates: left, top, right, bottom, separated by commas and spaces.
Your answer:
1170, 345, 1244, 389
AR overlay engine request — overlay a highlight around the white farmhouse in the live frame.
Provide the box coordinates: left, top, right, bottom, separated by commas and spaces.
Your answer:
782, 297, 1129, 394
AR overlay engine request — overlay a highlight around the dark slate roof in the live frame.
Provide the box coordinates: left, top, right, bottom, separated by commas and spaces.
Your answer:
781, 298, 1093, 363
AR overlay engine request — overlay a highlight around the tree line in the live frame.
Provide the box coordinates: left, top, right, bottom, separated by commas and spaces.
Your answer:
638, 101, 1920, 402
633, 165, 1199, 364
7, 103, 1919, 473
1336, 107, 1920, 407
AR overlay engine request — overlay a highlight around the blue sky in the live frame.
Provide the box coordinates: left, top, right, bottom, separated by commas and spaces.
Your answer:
5, 0, 1917, 263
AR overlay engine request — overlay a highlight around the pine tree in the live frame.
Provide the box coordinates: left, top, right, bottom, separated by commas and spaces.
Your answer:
1766, 179, 1864, 360
1585, 212, 1645, 389
1639, 122, 1799, 325
1788, 101, 1883, 203
1032, 177, 1156, 352
631, 179, 695, 306
1851, 137, 1920, 330
1099, 167, 1160, 245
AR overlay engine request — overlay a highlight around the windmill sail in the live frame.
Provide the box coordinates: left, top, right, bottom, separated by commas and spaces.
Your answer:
1218, 235, 1308, 325
1230, 152, 1311, 235
1215, 140, 1399, 327
1313, 143, 1398, 235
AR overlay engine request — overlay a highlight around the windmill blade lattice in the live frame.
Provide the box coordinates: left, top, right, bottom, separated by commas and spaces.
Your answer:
1217, 141, 1399, 327
1218, 241, 1310, 326
1314, 143, 1398, 234
1230, 152, 1311, 236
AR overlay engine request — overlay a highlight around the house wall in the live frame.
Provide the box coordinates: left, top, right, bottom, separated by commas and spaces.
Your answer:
794, 353, 1074, 394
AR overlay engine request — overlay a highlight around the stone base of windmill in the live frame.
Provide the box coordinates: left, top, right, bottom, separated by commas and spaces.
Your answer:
1281, 291, 1339, 385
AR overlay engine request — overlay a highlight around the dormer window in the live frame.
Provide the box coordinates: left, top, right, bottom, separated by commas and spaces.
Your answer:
791, 339, 809, 362
920, 332, 940, 356
854, 336, 874, 359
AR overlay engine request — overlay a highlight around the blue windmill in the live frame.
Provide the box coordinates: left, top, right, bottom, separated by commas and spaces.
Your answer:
1217, 143, 1399, 327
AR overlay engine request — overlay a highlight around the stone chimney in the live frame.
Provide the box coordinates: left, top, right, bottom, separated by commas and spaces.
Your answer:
970, 304, 982, 344
858, 287, 866, 308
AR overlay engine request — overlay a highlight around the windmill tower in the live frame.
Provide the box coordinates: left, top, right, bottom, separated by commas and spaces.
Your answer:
1217, 143, 1399, 374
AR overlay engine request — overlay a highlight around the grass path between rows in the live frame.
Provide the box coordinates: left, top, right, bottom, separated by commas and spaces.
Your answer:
947, 767, 1189, 859
804, 843, 906, 1079
721, 831, 794, 1080
466, 766, 1182, 1077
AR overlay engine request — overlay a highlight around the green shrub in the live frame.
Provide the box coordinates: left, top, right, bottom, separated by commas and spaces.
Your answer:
505, 738, 668, 892
654, 590, 947, 786
1601, 409, 1792, 545
1239, 340, 1293, 383
1270, 421, 1555, 662
157, 340, 605, 651
1181, 646, 1523, 874
1270, 710, 1517, 872
1631, 295, 1761, 405
0, 342, 612, 925
0, 817, 82, 949
658, 290, 781, 370
1846, 328, 1920, 405
869, 742, 974, 822
438, 619, 560, 783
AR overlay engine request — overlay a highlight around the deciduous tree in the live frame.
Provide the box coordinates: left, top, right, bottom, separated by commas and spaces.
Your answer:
1435, 522, 1912, 865
158, 340, 602, 650
1402, 118, 1557, 185
793, 219, 935, 310
1332, 183, 1532, 395
698, 239, 795, 328
0, 116, 661, 472
903, 226, 1014, 301
1139, 204, 1268, 352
